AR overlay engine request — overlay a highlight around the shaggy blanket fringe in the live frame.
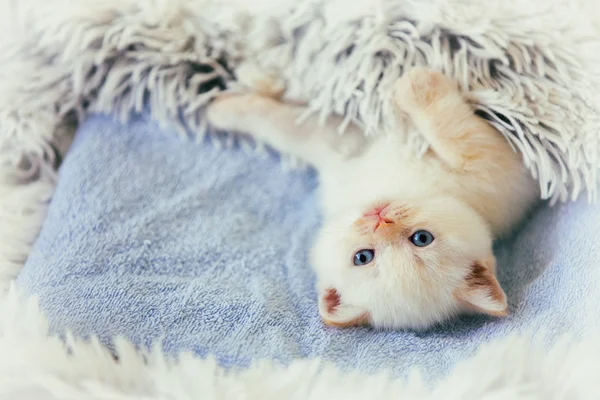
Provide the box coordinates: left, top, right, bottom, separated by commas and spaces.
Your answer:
1, 0, 599, 202
0, 0, 600, 397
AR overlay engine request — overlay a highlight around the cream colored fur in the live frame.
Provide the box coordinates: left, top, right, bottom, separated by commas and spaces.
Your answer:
207, 66, 539, 330
0, 0, 597, 397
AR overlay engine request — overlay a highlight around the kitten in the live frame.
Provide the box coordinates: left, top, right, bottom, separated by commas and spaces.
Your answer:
206, 65, 539, 330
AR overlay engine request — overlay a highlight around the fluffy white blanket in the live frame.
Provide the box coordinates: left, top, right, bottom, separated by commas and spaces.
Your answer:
0, 0, 599, 398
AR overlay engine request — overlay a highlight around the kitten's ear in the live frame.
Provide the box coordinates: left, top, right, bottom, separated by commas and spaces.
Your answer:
318, 287, 370, 328
458, 257, 508, 317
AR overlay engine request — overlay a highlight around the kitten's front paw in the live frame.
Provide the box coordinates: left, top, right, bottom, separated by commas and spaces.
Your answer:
206, 93, 274, 132
394, 67, 458, 112
206, 94, 245, 131
236, 61, 286, 99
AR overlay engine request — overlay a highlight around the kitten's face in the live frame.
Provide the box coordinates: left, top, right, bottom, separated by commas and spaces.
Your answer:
311, 196, 507, 330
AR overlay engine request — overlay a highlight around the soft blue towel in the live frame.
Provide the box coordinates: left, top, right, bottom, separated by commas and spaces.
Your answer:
17, 113, 600, 382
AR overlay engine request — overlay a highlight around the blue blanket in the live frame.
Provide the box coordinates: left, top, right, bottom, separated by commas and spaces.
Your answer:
17, 114, 600, 382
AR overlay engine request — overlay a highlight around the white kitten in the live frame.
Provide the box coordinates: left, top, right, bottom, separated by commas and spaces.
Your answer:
206, 65, 539, 330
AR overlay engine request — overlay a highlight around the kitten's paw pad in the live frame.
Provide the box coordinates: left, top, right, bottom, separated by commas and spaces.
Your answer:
236, 61, 286, 99
394, 67, 457, 111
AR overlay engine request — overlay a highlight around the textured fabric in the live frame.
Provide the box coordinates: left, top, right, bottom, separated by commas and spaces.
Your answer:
1, 0, 599, 207
17, 114, 600, 382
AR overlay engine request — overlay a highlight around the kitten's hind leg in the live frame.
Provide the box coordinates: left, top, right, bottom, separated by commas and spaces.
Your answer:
206, 93, 367, 170
393, 67, 519, 172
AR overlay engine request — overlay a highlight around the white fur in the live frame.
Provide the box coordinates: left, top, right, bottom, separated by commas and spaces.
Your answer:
0, 0, 598, 205
0, 147, 597, 398
0, 285, 599, 399
0, 163, 598, 399
0, 0, 597, 395
207, 67, 539, 330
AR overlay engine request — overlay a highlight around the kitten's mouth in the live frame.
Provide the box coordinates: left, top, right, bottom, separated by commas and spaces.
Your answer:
364, 203, 393, 231
364, 203, 390, 217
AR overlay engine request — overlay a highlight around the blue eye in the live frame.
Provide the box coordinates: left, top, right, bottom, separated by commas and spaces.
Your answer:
353, 249, 375, 266
410, 230, 434, 247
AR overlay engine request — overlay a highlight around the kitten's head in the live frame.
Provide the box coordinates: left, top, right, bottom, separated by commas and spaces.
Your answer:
311, 196, 507, 330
